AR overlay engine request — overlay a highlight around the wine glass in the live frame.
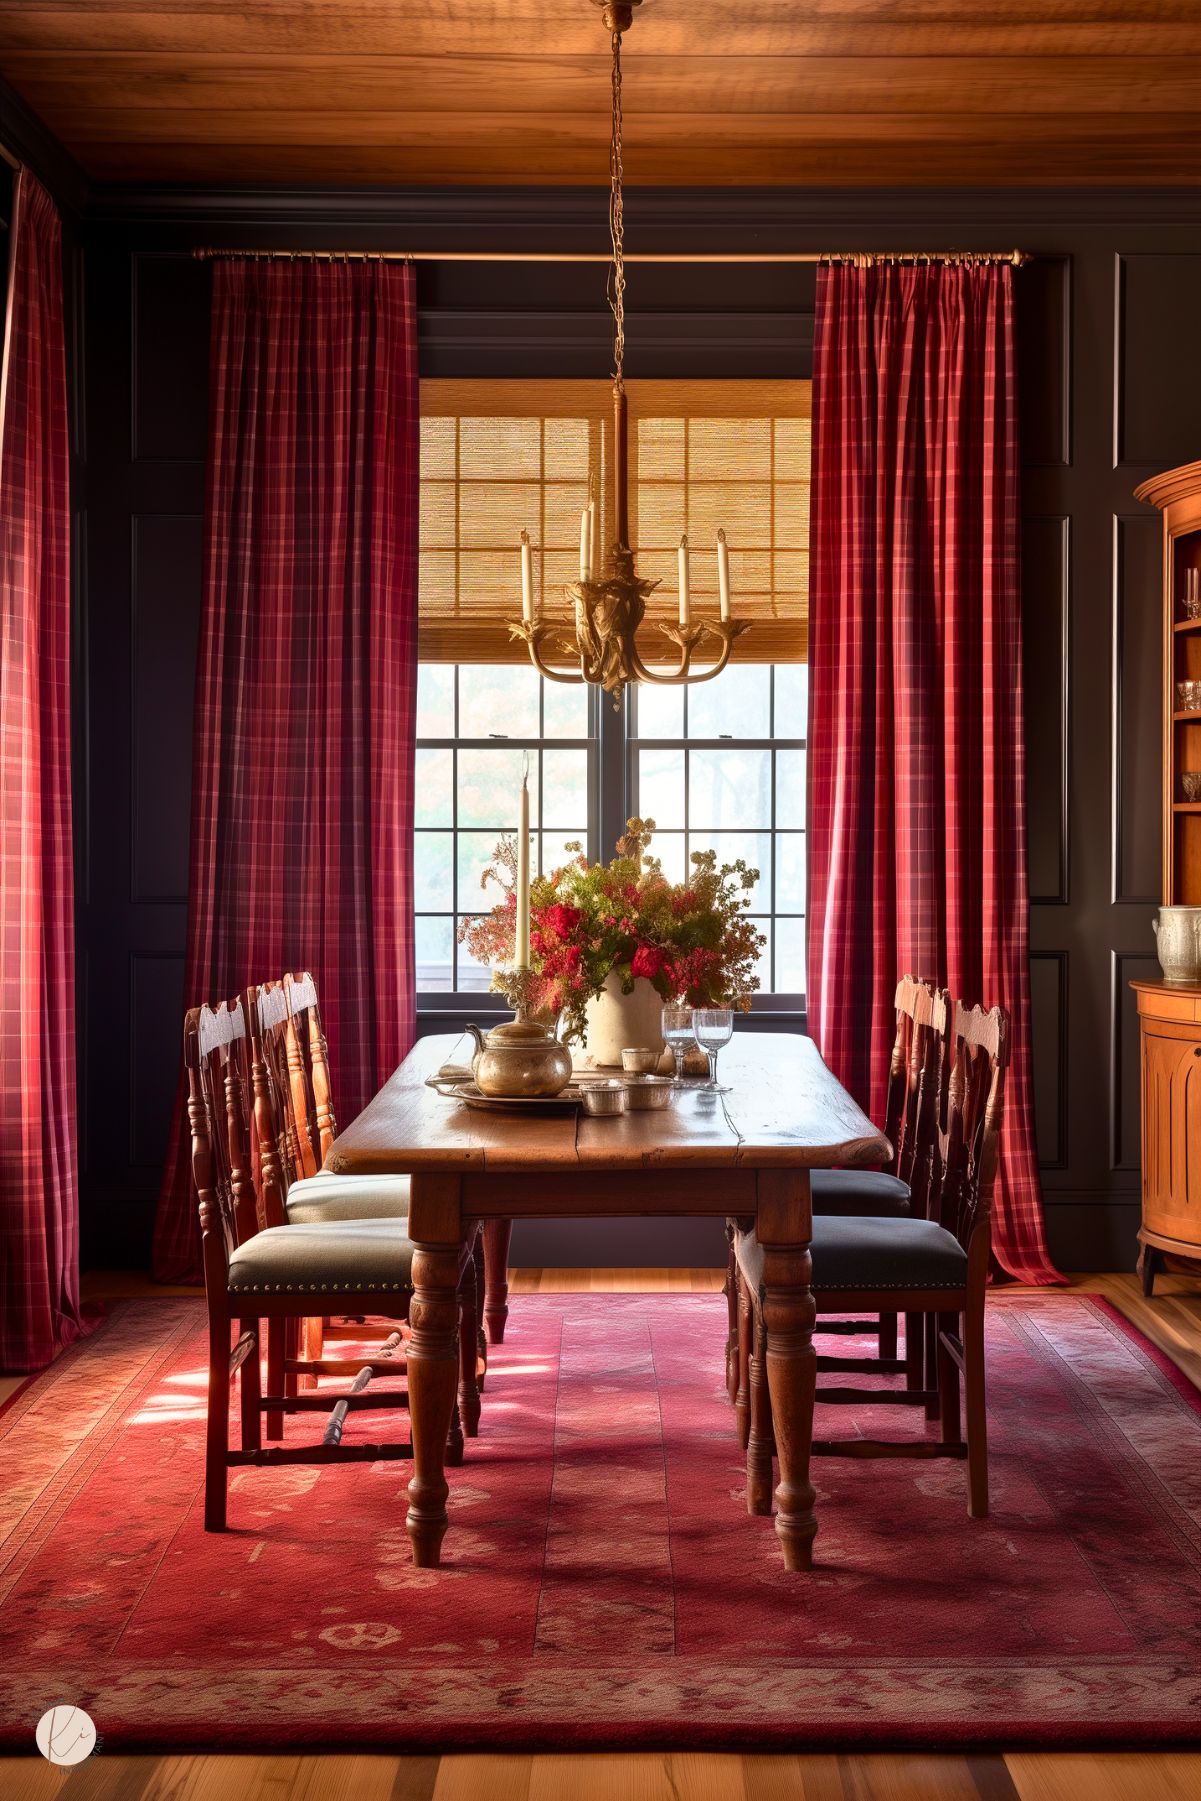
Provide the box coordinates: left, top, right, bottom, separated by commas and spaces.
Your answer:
661, 1002, 695, 1086
693, 1008, 734, 1090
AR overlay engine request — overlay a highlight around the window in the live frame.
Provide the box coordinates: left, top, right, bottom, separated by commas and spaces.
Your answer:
630, 666, 807, 1000
416, 380, 810, 1008
414, 664, 596, 993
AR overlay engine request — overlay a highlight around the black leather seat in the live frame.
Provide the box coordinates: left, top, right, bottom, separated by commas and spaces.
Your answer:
811, 1169, 910, 1217
737, 1214, 967, 1295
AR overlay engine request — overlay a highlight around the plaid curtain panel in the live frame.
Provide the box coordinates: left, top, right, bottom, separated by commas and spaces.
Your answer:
807, 261, 1060, 1285
153, 259, 419, 1283
0, 170, 84, 1369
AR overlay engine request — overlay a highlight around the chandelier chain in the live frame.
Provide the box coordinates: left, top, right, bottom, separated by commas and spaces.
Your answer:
608, 27, 626, 386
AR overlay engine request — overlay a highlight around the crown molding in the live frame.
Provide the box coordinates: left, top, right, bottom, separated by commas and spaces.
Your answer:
0, 75, 89, 217
85, 182, 1201, 243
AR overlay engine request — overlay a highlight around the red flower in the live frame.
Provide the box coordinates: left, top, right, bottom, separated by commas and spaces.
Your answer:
542, 903, 583, 941
631, 944, 666, 982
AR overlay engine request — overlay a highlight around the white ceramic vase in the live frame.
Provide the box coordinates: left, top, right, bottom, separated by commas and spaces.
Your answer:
574, 971, 666, 1069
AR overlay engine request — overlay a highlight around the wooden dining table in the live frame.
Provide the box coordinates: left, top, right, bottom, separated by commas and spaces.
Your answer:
326, 1030, 890, 1571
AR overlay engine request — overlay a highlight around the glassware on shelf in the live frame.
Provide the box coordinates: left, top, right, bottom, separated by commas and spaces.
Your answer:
661, 1003, 696, 1086
693, 1007, 735, 1090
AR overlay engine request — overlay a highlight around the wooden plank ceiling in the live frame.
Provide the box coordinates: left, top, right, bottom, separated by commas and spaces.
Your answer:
2, 1, 1201, 186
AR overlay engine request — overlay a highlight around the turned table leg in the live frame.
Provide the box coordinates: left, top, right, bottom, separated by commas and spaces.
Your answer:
483, 1218, 512, 1344
405, 1174, 464, 1568
757, 1168, 817, 1571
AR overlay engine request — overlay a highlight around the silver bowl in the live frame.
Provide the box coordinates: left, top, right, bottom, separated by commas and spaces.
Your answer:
623, 1075, 676, 1111
620, 1047, 660, 1074
1182, 771, 1201, 803
579, 1079, 627, 1117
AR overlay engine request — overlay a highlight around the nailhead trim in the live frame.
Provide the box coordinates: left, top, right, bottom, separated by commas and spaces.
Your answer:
227, 1279, 412, 1294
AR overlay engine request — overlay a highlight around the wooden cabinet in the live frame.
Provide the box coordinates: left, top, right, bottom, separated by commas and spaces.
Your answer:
1133, 459, 1201, 908
1130, 982, 1201, 1293
1129, 459, 1201, 1293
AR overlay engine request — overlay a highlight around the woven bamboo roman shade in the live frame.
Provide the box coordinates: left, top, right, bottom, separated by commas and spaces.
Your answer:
418, 378, 810, 664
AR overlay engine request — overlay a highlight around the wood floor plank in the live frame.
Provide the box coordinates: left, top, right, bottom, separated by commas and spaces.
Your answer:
742, 1753, 846, 1801
1005, 1751, 1201, 1801
433, 1757, 532, 1801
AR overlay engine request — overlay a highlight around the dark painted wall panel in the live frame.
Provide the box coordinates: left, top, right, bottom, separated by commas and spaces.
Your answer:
1114, 515, 1163, 906
133, 253, 210, 462
1029, 952, 1066, 1168
1112, 952, 1160, 1172
131, 513, 203, 903
1021, 516, 1069, 904
1118, 253, 1201, 468
129, 953, 187, 1166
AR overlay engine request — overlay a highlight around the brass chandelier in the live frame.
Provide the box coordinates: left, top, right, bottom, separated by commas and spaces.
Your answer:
510, 0, 749, 703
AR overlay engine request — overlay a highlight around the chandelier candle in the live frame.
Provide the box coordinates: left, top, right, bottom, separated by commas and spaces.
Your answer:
520, 530, 534, 625
717, 529, 731, 621
678, 536, 690, 627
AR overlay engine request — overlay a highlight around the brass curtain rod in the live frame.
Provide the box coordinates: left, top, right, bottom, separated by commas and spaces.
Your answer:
192, 247, 1030, 267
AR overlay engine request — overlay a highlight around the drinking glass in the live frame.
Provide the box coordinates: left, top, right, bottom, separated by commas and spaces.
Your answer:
693, 1008, 734, 1089
661, 1003, 695, 1086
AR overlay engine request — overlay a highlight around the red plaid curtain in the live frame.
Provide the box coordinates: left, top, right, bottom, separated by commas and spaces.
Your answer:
0, 170, 84, 1368
807, 261, 1060, 1284
153, 259, 419, 1282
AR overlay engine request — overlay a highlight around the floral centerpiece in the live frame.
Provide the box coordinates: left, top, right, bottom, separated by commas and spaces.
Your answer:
458, 817, 765, 1047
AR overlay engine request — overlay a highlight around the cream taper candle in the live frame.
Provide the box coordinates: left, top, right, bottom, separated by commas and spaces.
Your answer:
520, 530, 534, 624
516, 758, 530, 970
678, 535, 690, 627
717, 528, 731, 622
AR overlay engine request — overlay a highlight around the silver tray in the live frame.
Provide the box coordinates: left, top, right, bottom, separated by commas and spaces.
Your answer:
444, 1080, 584, 1114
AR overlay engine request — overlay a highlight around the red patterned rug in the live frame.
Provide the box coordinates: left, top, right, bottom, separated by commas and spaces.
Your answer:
0, 1293, 1198, 1751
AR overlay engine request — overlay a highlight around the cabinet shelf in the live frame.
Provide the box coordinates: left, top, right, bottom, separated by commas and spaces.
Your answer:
1173, 802, 1201, 812
1174, 617, 1201, 633
1173, 711, 1201, 722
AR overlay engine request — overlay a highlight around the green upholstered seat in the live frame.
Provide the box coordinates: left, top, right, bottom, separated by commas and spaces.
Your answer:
226, 1218, 414, 1298
811, 1169, 910, 1217
285, 1173, 410, 1224
738, 1213, 967, 1295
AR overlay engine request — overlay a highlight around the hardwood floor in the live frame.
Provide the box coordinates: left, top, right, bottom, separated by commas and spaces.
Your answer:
2, 1268, 1198, 1801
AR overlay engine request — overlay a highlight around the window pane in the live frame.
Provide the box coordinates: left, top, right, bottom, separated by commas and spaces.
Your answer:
542, 748, 588, 828
414, 748, 453, 827
638, 747, 685, 827
456, 830, 519, 910
414, 831, 453, 911
415, 916, 453, 989
689, 748, 771, 829
457, 415, 541, 480
777, 832, 806, 914
459, 664, 539, 740
776, 916, 807, 994
687, 663, 770, 740
648, 829, 686, 883
774, 664, 809, 736
543, 832, 588, 878
634, 683, 684, 739
542, 680, 589, 739
456, 921, 496, 991
688, 830, 771, 911
776, 748, 807, 830
416, 665, 454, 738
457, 747, 539, 829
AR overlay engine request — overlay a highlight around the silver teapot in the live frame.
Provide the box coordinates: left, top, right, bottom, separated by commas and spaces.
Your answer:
465, 1010, 572, 1098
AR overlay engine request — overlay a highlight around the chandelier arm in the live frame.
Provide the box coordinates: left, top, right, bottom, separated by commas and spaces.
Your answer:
513, 621, 589, 685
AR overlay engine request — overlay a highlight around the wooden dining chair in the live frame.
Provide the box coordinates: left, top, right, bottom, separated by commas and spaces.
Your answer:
186, 1000, 420, 1532
735, 998, 1008, 1521
727, 975, 949, 1432
253, 974, 486, 1441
